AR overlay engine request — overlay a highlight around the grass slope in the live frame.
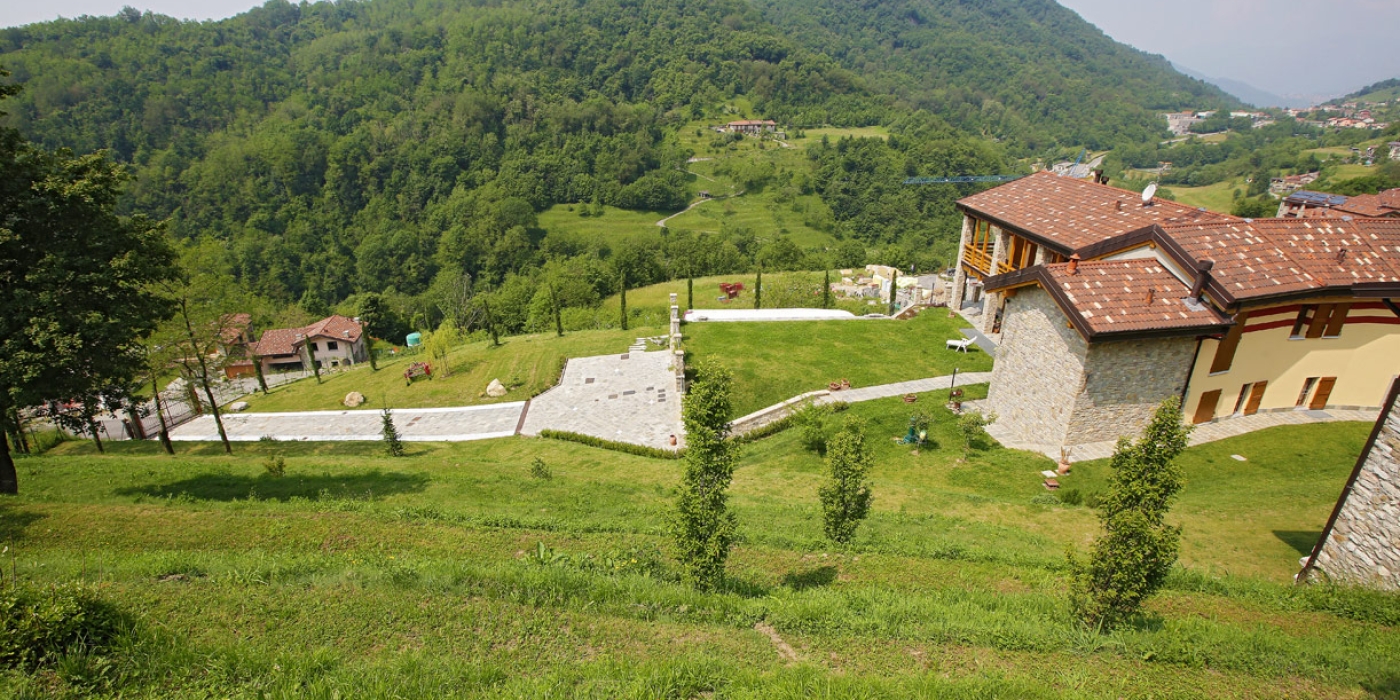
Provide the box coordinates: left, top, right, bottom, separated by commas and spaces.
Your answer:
686, 310, 993, 416
3, 396, 1395, 697
240, 327, 661, 413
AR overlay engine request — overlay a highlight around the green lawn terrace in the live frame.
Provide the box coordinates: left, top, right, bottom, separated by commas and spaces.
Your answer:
235, 277, 986, 418
5, 392, 1396, 697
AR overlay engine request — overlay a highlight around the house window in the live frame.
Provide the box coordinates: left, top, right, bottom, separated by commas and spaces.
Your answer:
1296, 377, 1318, 407
1289, 306, 1314, 339
327, 341, 339, 351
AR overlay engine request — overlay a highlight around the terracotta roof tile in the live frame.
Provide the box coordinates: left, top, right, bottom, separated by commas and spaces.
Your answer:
957, 171, 1237, 251
250, 315, 362, 357
1333, 188, 1400, 218
1162, 218, 1400, 300
1040, 259, 1230, 335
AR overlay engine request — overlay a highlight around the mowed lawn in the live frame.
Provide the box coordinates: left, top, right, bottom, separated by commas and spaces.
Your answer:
240, 326, 662, 413
686, 309, 993, 415
2, 394, 1395, 698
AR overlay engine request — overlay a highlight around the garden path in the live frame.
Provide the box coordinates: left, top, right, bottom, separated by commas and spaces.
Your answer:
519, 347, 683, 450
169, 403, 525, 442
980, 405, 1381, 463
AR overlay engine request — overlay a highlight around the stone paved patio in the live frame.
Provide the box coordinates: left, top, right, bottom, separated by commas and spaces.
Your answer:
170, 403, 526, 442
519, 348, 683, 450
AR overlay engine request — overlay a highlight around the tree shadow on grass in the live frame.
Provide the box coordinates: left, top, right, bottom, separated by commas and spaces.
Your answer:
0, 505, 47, 542
781, 565, 838, 591
115, 470, 430, 503
1273, 530, 1323, 556
1364, 675, 1400, 700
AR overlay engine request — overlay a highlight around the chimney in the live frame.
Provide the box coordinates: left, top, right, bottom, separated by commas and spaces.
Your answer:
1066, 253, 1081, 276
1115, 200, 1123, 212
1144, 288, 1155, 304
1336, 248, 1348, 263
1189, 260, 1214, 303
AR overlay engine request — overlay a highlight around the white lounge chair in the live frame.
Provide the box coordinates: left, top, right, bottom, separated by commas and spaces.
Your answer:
946, 337, 974, 352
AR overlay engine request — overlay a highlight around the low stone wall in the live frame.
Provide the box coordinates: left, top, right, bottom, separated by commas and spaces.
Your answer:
730, 390, 829, 436
1305, 381, 1400, 590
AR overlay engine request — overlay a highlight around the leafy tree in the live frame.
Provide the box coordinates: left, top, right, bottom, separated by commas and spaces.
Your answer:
0, 74, 176, 491
381, 406, 405, 457
956, 410, 995, 457
422, 319, 461, 377
1070, 400, 1190, 630
819, 417, 874, 544
671, 361, 738, 590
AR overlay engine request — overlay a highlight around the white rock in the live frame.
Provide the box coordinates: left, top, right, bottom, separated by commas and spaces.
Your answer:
343, 391, 366, 408
228, 401, 249, 412
486, 379, 508, 397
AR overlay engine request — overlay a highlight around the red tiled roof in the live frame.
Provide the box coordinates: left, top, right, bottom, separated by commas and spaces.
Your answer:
1333, 188, 1400, 218
1162, 218, 1400, 301
218, 313, 252, 345
250, 315, 362, 357
1038, 259, 1230, 336
956, 171, 1238, 251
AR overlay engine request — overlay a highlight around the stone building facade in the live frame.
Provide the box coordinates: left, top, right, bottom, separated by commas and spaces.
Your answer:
988, 286, 1199, 449
1301, 380, 1400, 590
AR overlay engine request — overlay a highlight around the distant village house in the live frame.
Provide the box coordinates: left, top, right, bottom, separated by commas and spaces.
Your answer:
249, 315, 368, 375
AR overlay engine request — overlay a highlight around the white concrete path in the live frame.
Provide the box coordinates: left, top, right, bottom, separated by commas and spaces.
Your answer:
169, 403, 526, 442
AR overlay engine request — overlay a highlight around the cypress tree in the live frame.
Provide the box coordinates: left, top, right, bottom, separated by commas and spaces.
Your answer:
687, 277, 694, 310
888, 269, 899, 315
551, 281, 564, 337
822, 270, 833, 309
671, 361, 737, 590
619, 270, 629, 331
1070, 399, 1190, 629
754, 268, 763, 309
381, 405, 405, 457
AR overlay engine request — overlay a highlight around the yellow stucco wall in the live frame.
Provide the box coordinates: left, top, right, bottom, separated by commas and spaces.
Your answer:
1185, 301, 1400, 419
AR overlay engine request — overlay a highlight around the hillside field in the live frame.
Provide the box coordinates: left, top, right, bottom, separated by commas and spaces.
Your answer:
3, 391, 1396, 697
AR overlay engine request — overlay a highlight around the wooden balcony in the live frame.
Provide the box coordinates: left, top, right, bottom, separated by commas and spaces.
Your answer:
962, 243, 994, 277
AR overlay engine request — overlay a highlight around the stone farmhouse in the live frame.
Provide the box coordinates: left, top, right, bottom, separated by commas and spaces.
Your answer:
249, 314, 368, 374
949, 171, 1400, 452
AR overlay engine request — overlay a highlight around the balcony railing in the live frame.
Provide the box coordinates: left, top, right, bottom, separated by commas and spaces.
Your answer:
962, 244, 994, 276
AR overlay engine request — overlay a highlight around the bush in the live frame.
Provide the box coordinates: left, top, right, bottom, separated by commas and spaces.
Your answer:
530, 457, 552, 480
793, 402, 834, 455
819, 417, 874, 544
0, 584, 126, 671
538, 430, 683, 460
1059, 488, 1083, 506
261, 455, 286, 478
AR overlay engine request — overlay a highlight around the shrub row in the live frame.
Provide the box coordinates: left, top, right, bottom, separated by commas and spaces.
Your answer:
538, 430, 684, 460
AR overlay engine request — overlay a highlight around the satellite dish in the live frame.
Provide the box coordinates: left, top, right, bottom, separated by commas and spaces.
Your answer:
1142, 183, 1158, 205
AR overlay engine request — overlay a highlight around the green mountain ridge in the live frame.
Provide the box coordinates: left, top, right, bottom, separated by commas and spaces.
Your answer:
0, 0, 1234, 316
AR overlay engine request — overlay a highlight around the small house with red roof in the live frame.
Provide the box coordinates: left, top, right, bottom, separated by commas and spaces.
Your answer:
250, 315, 367, 374
951, 172, 1400, 454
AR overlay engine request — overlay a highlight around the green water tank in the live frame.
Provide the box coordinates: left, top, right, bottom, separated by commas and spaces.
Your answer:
405, 332, 423, 347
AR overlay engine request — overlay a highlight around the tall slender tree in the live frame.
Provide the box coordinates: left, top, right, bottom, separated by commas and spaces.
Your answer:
619, 269, 629, 331
754, 268, 763, 309
0, 71, 176, 491
671, 361, 738, 590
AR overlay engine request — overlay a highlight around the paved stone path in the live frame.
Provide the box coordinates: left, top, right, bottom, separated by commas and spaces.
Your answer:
982, 405, 1381, 463
520, 348, 683, 450
170, 403, 526, 442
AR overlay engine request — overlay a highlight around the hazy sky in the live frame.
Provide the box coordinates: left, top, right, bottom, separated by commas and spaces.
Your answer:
4, 0, 1398, 100
1056, 0, 1400, 99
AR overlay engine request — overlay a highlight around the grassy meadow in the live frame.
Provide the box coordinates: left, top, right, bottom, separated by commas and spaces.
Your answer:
3, 387, 1397, 698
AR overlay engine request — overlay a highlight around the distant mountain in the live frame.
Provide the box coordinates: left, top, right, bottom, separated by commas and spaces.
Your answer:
1172, 64, 1316, 109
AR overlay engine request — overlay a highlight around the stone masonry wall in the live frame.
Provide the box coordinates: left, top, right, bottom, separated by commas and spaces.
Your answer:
1310, 393, 1400, 590
1064, 337, 1197, 445
986, 287, 1088, 448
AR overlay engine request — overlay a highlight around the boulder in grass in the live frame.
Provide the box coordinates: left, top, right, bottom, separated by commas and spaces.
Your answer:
228, 401, 250, 412
343, 391, 366, 408
486, 379, 508, 397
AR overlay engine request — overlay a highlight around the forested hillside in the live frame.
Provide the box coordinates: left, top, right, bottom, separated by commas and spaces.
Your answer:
0, 0, 1230, 330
